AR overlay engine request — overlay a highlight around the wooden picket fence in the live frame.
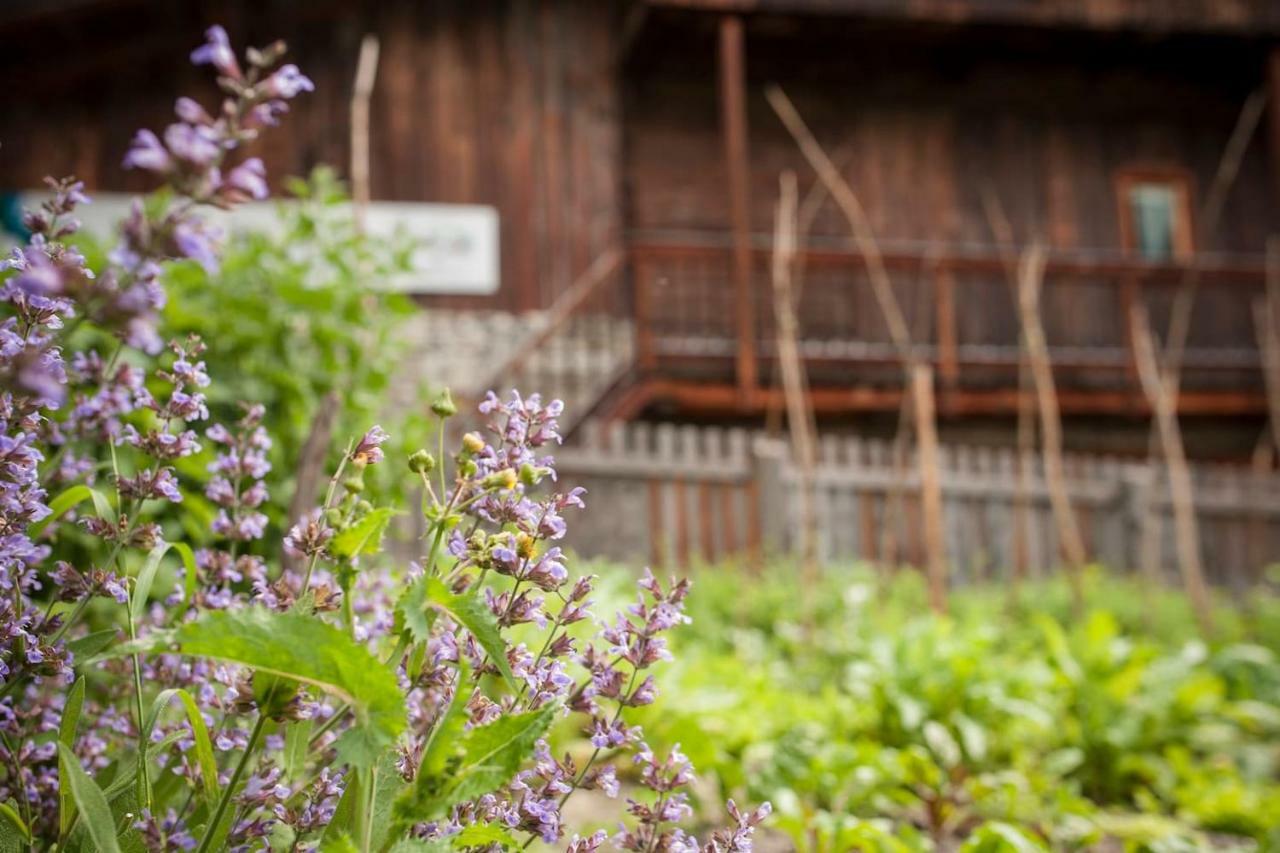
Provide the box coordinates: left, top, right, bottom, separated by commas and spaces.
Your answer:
555, 420, 1280, 587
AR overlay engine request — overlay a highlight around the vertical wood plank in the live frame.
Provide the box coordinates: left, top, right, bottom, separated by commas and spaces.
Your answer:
718, 14, 756, 400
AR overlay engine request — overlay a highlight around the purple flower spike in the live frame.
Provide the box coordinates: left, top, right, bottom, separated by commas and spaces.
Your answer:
190, 24, 242, 79
260, 64, 314, 99
122, 129, 172, 173
224, 158, 268, 202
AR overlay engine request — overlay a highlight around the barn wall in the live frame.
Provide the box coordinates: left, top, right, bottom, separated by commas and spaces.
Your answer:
624, 14, 1277, 253
0, 0, 624, 313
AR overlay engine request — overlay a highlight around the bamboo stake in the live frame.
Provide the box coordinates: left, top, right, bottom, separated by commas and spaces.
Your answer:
771, 171, 820, 582
1129, 303, 1214, 634
980, 191, 1037, 597
767, 84, 949, 606
1016, 242, 1087, 610
766, 85, 912, 363
1133, 90, 1266, 585
349, 33, 381, 235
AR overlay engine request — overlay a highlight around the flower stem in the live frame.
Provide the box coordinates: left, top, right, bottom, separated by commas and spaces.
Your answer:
195, 711, 268, 853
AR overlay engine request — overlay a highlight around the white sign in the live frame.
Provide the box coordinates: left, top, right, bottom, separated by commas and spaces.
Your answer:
5, 191, 501, 295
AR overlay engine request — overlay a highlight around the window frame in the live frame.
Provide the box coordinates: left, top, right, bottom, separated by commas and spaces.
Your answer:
1114, 165, 1197, 262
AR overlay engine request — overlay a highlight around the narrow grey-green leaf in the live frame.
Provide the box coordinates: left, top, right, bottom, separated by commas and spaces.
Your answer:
0, 802, 30, 845
30, 484, 94, 538
283, 719, 313, 782
158, 607, 405, 769
67, 629, 119, 661
400, 576, 516, 691
58, 676, 86, 836
145, 689, 219, 804
57, 742, 122, 853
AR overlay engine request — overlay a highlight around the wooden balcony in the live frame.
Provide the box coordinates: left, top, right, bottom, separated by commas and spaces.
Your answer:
622, 235, 1269, 420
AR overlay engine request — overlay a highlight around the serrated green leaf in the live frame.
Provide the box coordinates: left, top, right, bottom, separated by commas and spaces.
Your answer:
330, 507, 397, 559
57, 742, 122, 853
453, 822, 521, 850
319, 832, 360, 853
399, 576, 516, 691
59, 676, 85, 836
151, 607, 405, 769
144, 689, 219, 805
394, 699, 556, 828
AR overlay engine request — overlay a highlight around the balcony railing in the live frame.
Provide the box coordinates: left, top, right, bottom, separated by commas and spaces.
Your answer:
630, 235, 1267, 408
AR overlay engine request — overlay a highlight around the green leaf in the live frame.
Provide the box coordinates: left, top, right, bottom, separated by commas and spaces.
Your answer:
57, 742, 122, 853
283, 719, 314, 782
330, 507, 397, 559
101, 731, 186, 801
0, 802, 29, 846
147, 607, 405, 769
394, 699, 556, 827
67, 629, 119, 661
399, 576, 516, 691
446, 703, 557, 806
318, 833, 359, 853
453, 823, 521, 850
59, 676, 86, 836
144, 689, 219, 805
130, 541, 199, 620
30, 485, 114, 538
387, 841, 451, 853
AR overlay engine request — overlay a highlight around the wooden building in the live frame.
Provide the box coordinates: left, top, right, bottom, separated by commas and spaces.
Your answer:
4, 0, 1280, 455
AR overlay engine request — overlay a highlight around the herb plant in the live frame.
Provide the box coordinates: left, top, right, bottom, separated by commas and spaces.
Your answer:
0, 26, 767, 853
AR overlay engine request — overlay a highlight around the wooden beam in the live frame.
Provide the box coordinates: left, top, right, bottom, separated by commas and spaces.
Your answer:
935, 266, 959, 386
718, 14, 757, 400
633, 378, 1267, 418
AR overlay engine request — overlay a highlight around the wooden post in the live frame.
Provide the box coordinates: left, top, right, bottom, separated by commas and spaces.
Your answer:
719, 15, 756, 401
912, 364, 948, 614
1268, 49, 1280, 200
935, 265, 959, 387
349, 34, 381, 235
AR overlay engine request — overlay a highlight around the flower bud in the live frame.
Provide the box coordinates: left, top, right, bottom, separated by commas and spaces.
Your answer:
430, 389, 458, 418
408, 450, 436, 474
484, 468, 518, 491
342, 476, 365, 494
516, 532, 536, 560
356, 500, 373, 515
519, 462, 543, 487
460, 459, 478, 478
324, 508, 344, 528
461, 432, 485, 455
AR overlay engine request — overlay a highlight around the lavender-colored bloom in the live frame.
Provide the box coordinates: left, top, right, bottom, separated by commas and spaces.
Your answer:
351, 425, 388, 465
123, 129, 172, 173
224, 158, 268, 201
190, 25, 242, 79
260, 64, 314, 98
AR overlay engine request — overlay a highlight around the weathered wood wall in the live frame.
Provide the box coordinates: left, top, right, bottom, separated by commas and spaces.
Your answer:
625, 13, 1276, 252
0, 0, 624, 312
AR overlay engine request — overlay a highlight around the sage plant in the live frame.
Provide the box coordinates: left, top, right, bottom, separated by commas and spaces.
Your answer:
0, 24, 767, 853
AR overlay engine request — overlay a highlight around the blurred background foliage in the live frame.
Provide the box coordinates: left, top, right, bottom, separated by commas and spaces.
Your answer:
558, 563, 1280, 852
